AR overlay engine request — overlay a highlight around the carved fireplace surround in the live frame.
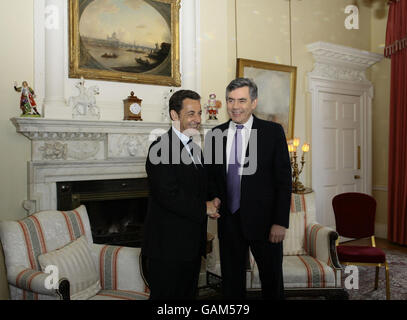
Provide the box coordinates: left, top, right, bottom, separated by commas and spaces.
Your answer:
11, 117, 213, 215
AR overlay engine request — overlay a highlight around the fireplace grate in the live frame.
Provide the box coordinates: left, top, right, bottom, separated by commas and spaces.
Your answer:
57, 178, 149, 248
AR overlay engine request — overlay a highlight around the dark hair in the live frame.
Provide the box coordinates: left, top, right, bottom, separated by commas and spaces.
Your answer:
226, 77, 258, 101
169, 90, 201, 120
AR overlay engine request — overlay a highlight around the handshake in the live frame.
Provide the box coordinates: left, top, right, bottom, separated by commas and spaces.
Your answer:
206, 197, 221, 220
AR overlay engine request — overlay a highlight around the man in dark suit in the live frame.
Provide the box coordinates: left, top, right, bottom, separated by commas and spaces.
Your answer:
142, 90, 220, 300
205, 78, 292, 300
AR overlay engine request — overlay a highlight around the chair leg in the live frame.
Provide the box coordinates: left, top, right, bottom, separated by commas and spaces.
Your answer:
374, 266, 379, 290
385, 262, 390, 300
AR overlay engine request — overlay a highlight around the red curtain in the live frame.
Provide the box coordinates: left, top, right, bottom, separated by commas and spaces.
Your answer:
385, 0, 407, 245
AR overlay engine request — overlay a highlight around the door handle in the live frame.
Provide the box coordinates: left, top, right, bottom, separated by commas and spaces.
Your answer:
354, 175, 361, 179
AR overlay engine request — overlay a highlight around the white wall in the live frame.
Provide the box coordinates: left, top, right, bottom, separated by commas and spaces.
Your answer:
0, 0, 34, 300
0, 2, 34, 218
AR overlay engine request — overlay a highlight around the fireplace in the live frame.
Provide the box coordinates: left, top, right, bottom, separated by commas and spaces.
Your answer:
12, 118, 215, 289
57, 178, 149, 248
11, 118, 213, 249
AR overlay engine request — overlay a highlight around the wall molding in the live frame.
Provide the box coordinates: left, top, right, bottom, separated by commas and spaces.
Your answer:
375, 223, 388, 239
373, 185, 388, 192
307, 41, 383, 83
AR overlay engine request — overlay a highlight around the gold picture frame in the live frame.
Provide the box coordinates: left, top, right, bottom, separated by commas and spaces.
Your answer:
237, 58, 297, 139
69, 0, 181, 86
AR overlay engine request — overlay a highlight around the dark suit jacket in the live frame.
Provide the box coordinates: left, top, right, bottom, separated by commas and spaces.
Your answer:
142, 128, 208, 261
206, 115, 292, 241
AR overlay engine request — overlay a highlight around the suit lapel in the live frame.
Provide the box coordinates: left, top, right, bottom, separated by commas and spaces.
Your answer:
245, 115, 260, 159
222, 132, 228, 180
242, 116, 260, 183
219, 121, 231, 182
170, 127, 201, 171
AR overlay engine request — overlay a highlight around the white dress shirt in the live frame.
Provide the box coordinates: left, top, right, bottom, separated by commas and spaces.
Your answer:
226, 115, 253, 176
172, 126, 201, 165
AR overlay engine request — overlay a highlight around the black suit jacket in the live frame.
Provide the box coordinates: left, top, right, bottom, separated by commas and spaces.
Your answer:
142, 128, 208, 261
206, 116, 292, 240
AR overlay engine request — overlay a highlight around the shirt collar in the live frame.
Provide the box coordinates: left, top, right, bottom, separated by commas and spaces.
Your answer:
172, 126, 191, 145
229, 115, 254, 130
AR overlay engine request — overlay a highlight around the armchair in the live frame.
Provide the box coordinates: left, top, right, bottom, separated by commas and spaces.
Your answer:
207, 192, 348, 299
0, 205, 149, 300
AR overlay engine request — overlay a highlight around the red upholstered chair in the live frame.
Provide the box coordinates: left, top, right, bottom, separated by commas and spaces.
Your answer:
332, 192, 390, 300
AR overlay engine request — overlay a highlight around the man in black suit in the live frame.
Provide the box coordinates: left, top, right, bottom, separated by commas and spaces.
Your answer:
142, 90, 220, 300
205, 78, 292, 300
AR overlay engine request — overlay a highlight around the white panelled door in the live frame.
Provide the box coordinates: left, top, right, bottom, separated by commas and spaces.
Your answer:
313, 92, 363, 229
307, 42, 381, 231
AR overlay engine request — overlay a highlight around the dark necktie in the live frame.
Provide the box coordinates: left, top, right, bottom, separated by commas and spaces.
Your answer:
187, 138, 202, 167
227, 124, 244, 214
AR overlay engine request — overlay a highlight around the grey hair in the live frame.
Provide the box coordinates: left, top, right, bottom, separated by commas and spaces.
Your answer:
226, 77, 258, 101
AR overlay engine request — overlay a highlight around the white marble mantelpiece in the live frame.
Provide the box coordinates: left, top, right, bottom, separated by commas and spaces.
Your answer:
12, 117, 170, 161
11, 117, 172, 139
11, 117, 215, 213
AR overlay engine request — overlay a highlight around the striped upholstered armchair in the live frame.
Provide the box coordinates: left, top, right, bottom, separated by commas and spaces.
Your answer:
207, 192, 348, 299
0, 205, 149, 300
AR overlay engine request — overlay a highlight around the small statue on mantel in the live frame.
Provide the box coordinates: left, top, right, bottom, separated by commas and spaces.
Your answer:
13, 81, 41, 117
205, 93, 222, 123
68, 77, 100, 120
161, 88, 174, 123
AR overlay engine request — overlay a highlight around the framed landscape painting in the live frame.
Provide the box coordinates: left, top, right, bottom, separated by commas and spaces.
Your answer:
237, 58, 297, 139
69, 0, 181, 86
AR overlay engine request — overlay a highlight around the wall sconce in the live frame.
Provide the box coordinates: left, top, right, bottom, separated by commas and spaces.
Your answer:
288, 138, 310, 193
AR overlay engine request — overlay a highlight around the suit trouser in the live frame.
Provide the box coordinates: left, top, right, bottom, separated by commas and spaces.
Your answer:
219, 211, 284, 300
146, 256, 202, 300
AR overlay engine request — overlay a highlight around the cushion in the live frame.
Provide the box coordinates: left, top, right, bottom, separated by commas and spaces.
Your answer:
0, 205, 93, 272
248, 255, 338, 289
337, 245, 386, 263
38, 235, 101, 300
283, 211, 307, 255
283, 193, 317, 255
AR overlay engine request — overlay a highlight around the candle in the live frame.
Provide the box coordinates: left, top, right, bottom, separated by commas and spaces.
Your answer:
302, 143, 310, 153
288, 144, 294, 153
293, 138, 300, 148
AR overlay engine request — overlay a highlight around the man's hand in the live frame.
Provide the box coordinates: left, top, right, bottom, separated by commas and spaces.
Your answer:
213, 197, 221, 209
206, 197, 221, 219
269, 224, 286, 243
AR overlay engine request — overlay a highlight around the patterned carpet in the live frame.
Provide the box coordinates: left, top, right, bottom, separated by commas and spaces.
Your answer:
199, 249, 407, 300
344, 249, 407, 300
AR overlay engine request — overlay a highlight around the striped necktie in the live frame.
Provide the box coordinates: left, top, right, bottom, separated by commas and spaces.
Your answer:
227, 124, 244, 214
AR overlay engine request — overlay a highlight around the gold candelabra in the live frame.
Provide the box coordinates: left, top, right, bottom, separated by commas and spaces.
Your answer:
288, 138, 310, 193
